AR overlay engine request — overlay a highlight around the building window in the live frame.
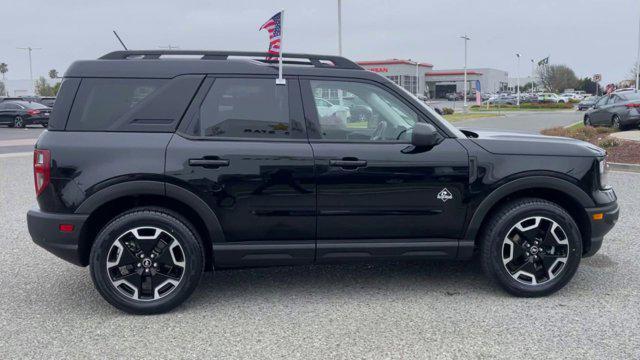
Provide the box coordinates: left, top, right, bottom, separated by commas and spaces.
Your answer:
387, 75, 401, 87
401, 76, 417, 94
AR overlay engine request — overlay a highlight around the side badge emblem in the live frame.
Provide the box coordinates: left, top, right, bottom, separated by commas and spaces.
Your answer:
437, 188, 453, 202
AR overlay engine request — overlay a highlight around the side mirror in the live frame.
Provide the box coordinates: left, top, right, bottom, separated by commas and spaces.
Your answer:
411, 122, 443, 148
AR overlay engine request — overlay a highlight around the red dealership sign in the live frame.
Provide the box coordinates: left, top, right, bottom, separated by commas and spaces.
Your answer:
367, 67, 389, 73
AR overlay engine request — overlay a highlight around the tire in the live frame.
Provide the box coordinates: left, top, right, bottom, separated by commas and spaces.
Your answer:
14, 116, 25, 128
90, 207, 204, 314
611, 115, 622, 131
480, 198, 582, 297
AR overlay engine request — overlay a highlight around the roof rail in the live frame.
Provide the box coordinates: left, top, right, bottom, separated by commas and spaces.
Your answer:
99, 50, 363, 70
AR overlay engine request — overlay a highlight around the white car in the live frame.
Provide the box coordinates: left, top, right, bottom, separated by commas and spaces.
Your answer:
314, 98, 351, 127
538, 93, 568, 103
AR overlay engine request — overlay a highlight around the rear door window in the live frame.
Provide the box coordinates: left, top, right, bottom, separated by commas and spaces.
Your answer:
67, 78, 166, 131
189, 78, 298, 139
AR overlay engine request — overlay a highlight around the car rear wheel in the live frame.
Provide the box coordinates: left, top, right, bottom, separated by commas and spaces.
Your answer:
612, 115, 622, 131
480, 198, 582, 297
90, 208, 204, 314
13, 116, 25, 128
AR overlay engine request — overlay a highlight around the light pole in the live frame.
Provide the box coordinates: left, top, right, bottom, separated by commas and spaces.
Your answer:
415, 61, 420, 97
338, 0, 343, 56
516, 53, 521, 106
17, 46, 41, 95
531, 59, 535, 95
460, 35, 470, 112
636, 5, 640, 91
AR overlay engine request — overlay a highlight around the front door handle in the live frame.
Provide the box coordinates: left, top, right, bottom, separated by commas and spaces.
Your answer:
189, 158, 230, 168
329, 159, 367, 169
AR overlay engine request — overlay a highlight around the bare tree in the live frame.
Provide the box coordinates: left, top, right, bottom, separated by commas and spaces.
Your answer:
537, 64, 578, 93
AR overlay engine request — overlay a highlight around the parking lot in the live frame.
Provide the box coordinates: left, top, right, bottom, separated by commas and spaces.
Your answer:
1, 150, 638, 358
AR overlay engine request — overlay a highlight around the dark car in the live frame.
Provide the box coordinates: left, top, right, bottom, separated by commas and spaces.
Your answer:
38, 97, 56, 107
446, 92, 462, 101
577, 96, 598, 111
584, 92, 640, 130
0, 100, 52, 128
27, 50, 618, 314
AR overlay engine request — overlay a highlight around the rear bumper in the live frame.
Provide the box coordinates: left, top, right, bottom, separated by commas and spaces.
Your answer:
27, 208, 88, 266
583, 201, 619, 257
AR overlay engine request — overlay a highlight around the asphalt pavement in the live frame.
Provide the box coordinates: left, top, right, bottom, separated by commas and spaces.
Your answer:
1, 153, 638, 358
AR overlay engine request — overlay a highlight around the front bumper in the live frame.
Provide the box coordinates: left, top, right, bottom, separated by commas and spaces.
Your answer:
583, 201, 619, 257
27, 208, 88, 266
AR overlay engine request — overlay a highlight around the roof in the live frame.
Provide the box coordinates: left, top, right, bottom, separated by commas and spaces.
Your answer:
426, 71, 483, 76
357, 59, 433, 68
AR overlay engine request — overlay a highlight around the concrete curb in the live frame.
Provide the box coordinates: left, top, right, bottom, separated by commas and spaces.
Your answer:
609, 162, 640, 173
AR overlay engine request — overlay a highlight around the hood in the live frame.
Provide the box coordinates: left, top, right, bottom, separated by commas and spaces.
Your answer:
461, 129, 605, 157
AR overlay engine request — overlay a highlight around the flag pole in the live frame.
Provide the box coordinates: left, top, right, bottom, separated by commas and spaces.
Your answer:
276, 10, 286, 85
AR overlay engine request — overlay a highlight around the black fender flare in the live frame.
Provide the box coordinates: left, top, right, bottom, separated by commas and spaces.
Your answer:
75, 180, 225, 243
464, 176, 594, 242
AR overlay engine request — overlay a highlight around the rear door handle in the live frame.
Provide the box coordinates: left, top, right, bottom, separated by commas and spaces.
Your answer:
329, 159, 367, 169
189, 158, 230, 168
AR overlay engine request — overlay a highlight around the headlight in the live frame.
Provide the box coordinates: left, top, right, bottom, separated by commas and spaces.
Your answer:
599, 159, 610, 189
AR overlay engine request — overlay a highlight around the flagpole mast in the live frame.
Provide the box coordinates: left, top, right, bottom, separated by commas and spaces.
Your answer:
276, 10, 286, 85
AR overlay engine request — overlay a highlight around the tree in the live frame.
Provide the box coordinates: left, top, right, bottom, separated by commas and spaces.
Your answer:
537, 64, 578, 93
0, 81, 6, 96
52, 82, 61, 95
575, 77, 603, 95
48, 69, 58, 79
35, 76, 56, 96
0, 63, 7, 80
627, 61, 639, 88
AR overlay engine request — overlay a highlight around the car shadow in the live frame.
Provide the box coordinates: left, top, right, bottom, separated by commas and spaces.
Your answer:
184, 258, 500, 310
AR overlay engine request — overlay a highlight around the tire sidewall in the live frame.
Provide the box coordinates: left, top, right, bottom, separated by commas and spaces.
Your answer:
90, 210, 203, 314
487, 203, 582, 296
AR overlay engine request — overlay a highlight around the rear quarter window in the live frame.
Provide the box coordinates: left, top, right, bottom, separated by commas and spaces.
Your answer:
66, 78, 166, 131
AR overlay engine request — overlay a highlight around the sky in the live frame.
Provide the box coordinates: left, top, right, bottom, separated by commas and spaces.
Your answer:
0, 0, 638, 86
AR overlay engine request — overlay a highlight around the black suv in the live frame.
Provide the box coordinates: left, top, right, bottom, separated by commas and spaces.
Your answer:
27, 50, 619, 314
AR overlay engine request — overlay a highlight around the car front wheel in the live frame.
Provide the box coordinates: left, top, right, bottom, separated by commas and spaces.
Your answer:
480, 198, 582, 297
90, 208, 204, 314
14, 116, 25, 128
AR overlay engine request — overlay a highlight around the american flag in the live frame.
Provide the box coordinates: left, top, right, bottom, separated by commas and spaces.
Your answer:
259, 12, 282, 61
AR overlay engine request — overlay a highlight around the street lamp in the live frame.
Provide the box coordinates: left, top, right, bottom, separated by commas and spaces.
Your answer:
17, 46, 41, 95
531, 59, 535, 96
460, 35, 470, 112
516, 53, 521, 106
337, 0, 343, 56
636, 4, 640, 91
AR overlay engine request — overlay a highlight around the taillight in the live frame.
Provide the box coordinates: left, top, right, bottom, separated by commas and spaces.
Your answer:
33, 149, 51, 196
625, 102, 640, 108
27, 109, 41, 116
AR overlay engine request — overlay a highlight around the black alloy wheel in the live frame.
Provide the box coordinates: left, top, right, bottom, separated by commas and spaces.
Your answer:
90, 208, 204, 314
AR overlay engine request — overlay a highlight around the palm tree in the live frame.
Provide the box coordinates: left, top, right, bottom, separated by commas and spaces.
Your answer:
48, 69, 58, 79
0, 63, 7, 81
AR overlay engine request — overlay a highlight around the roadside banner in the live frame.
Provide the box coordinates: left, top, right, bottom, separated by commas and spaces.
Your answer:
475, 80, 481, 105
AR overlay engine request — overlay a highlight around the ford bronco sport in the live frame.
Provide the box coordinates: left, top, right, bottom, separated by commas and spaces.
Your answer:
27, 50, 619, 314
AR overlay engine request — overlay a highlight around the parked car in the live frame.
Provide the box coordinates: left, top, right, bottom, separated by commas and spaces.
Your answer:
38, 97, 56, 107
314, 97, 351, 128
28, 50, 618, 314
0, 100, 51, 128
446, 92, 462, 101
577, 96, 598, 111
538, 93, 568, 103
584, 92, 640, 130
487, 95, 516, 105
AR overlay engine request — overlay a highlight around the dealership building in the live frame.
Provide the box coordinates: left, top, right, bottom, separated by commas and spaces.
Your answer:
357, 59, 509, 99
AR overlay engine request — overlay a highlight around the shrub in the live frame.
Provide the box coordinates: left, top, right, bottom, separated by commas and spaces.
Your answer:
598, 137, 621, 148
442, 107, 455, 115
